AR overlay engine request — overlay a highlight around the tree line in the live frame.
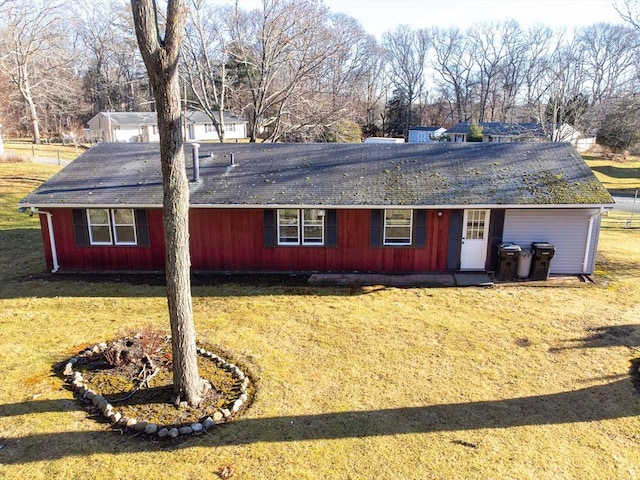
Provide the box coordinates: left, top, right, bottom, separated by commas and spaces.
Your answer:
1, 0, 640, 148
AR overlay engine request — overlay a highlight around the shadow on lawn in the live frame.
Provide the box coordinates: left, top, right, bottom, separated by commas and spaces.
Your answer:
591, 164, 640, 182
0, 272, 372, 300
550, 324, 640, 351
1, 374, 639, 464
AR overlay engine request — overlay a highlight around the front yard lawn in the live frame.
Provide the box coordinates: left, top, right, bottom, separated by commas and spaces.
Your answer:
0, 162, 639, 480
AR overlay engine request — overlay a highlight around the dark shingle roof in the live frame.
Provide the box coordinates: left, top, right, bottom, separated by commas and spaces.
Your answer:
446, 122, 547, 138
19, 142, 614, 208
409, 126, 443, 132
99, 112, 158, 126
93, 111, 246, 126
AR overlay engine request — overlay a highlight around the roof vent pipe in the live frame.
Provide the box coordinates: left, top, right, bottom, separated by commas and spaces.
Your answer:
190, 142, 201, 182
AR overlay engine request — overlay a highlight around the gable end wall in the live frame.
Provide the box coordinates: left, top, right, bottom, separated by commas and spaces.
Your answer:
502, 208, 600, 275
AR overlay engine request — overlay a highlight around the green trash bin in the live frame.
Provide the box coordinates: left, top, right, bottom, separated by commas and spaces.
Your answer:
530, 242, 555, 280
496, 243, 521, 281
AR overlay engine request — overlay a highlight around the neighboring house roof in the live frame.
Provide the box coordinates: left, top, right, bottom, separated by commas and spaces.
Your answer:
19, 142, 614, 209
409, 126, 445, 132
95, 112, 159, 126
446, 122, 547, 138
89, 110, 247, 127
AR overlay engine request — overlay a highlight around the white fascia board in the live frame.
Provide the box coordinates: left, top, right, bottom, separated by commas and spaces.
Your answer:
18, 202, 614, 210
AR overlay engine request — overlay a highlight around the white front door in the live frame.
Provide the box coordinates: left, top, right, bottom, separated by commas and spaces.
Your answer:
460, 209, 490, 270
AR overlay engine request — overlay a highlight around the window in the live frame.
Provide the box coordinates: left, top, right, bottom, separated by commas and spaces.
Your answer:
383, 209, 412, 245
87, 208, 137, 245
464, 209, 487, 240
204, 123, 214, 133
226, 123, 236, 132
277, 208, 325, 245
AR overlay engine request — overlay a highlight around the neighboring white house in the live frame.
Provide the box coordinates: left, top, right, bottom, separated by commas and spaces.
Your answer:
445, 121, 596, 151
184, 111, 247, 141
550, 124, 596, 152
445, 122, 548, 143
408, 126, 447, 143
88, 111, 247, 143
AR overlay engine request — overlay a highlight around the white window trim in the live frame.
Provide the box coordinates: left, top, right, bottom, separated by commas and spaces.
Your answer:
87, 208, 112, 245
87, 208, 137, 246
277, 209, 300, 245
302, 209, 325, 245
111, 209, 138, 245
277, 209, 325, 246
383, 209, 413, 246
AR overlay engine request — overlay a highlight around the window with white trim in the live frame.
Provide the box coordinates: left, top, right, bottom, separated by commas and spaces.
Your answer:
87, 208, 137, 245
277, 208, 325, 245
383, 209, 412, 245
204, 123, 214, 133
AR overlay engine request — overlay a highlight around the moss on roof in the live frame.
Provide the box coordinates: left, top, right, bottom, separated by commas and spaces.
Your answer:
19, 142, 614, 208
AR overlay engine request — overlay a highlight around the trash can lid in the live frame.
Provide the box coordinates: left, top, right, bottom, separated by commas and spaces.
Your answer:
532, 242, 555, 249
499, 243, 521, 251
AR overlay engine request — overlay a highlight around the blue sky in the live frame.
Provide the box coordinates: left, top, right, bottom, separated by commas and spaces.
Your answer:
222, 0, 625, 38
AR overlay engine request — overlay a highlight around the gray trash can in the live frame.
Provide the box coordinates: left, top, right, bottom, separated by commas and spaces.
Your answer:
496, 243, 521, 281
517, 248, 533, 279
530, 242, 556, 280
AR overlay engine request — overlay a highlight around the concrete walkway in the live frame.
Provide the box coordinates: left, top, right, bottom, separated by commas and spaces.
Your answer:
308, 272, 493, 287
308, 272, 590, 287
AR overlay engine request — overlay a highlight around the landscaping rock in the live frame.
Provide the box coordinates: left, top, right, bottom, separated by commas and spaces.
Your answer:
203, 416, 215, 429
133, 421, 148, 432
145, 423, 158, 435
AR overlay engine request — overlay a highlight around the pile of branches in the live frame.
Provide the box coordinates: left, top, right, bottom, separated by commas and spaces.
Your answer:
94, 327, 173, 402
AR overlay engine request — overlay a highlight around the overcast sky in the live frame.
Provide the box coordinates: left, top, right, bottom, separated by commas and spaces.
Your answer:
220, 0, 625, 38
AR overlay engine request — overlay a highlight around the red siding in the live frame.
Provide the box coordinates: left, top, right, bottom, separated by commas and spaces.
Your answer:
43, 208, 166, 272
44, 208, 451, 273
189, 208, 450, 273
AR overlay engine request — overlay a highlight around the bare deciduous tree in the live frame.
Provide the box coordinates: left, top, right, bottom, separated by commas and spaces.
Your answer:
576, 23, 638, 106
183, 0, 233, 141
0, 0, 70, 143
130, 0, 208, 407
383, 25, 430, 137
231, 0, 351, 142
430, 27, 477, 123
77, 1, 150, 115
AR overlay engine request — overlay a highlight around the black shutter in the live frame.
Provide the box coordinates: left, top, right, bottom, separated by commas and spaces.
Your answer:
413, 209, 427, 247
488, 209, 505, 270
325, 209, 338, 247
370, 209, 382, 247
263, 209, 276, 247
135, 209, 150, 247
72, 209, 89, 247
447, 209, 463, 271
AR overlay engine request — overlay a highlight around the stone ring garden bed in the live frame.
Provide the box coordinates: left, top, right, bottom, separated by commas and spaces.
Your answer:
60, 337, 252, 440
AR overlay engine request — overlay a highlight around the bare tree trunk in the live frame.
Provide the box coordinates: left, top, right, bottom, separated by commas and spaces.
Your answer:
21, 76, 41, 144
130, 0, 204, 407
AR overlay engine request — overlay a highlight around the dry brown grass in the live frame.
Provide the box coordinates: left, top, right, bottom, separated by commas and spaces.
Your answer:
0, 164, 639, 479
